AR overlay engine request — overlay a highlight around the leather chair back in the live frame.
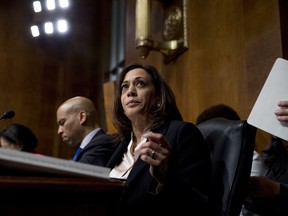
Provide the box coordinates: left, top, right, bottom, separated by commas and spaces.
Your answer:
197, 118, 257, 216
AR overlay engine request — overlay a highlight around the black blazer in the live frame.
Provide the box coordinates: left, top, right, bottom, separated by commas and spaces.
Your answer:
75, 128, 116, 166
106, 120, 212, 216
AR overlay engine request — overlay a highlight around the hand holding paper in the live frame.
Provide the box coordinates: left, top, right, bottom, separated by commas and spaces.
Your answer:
247, 58, 288, 141
275, 100, 288, 123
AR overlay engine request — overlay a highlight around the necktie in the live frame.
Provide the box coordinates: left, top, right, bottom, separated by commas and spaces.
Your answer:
72, 147, 82, 161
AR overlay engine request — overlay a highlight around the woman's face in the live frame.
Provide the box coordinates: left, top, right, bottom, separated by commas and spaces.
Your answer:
0, 137, 22, 151
120, 68, 157, 121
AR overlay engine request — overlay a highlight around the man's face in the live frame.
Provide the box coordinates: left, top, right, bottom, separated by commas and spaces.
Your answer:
56, 105, 82, 148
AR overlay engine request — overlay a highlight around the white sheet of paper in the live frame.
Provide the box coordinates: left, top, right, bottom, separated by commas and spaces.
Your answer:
247, 58, 288, 141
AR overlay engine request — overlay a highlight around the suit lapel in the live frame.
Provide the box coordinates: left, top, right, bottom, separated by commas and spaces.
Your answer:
106, 139, 129, 168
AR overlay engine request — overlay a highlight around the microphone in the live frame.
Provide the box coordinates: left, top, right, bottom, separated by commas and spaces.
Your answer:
0, 110, 15, 120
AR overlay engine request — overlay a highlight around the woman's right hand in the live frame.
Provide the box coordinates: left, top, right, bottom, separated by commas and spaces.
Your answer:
138, 131, 170, 186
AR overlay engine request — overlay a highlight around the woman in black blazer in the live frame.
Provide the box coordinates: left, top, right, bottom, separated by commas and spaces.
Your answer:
106, 64, 212, 216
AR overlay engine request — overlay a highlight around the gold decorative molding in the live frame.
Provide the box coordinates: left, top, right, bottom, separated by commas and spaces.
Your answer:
135, 0, 188, 63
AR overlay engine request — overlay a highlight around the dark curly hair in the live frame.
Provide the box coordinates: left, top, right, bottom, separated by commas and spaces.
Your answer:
261, 137, 288, 178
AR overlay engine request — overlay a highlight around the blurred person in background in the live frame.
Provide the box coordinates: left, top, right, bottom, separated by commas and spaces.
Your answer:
241, 100, 288, 216
0, 123, 38, 153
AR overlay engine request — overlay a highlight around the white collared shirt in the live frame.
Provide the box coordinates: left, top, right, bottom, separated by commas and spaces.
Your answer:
109, 132, 147, 180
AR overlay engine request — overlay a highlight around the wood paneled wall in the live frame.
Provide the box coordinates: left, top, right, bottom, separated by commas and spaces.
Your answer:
104, 0, 284, 151
0, 0, 112, 158
0, 0, 285, 158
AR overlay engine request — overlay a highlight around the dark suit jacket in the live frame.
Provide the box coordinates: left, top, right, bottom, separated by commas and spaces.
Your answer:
75, 129, 116, 167
106, 120, 212, 216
